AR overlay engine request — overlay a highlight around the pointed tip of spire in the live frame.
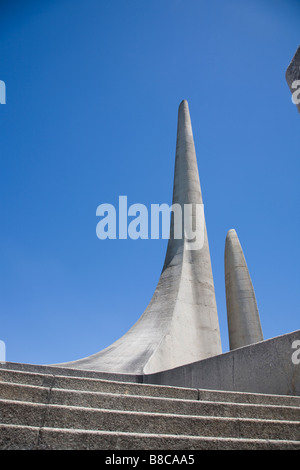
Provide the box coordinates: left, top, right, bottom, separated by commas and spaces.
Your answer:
178, 100, 189, 114
226, 228, 237, 238
176, 100, 193, 143
224, 229, 245, 273
179, 99, 188, 107
225, 229, 239, 249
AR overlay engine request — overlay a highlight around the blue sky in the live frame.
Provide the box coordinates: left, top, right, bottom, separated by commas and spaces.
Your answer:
0, 0, 299, 366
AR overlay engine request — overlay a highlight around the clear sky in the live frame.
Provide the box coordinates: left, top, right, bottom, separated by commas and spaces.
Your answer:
0, 0, 299, 366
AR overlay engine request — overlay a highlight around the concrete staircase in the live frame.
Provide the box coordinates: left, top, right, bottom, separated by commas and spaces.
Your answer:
0, 365, 300, 450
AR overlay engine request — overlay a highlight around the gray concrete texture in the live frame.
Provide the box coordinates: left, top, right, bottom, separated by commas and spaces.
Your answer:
286, 46, 300, 113
1, 380, 300, 421
146, 329, 300, 397
2, 425, 300, 450
225, 229, 263, 350
0, 358, 300, 450
1, 401, 299, 440
53, 100, 222, 374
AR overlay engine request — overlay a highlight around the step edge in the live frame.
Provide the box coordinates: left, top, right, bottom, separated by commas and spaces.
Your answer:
1, 371, 300, 406
1, 398, 300, 425
1, 366, 300, 401
1, 381, 300, 412
1, 423, 300, 445
0, 368, 198, 394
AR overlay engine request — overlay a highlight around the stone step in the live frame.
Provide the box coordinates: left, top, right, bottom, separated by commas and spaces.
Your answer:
1, 381, 300, 422
1, 364, 300, 450
197, 388, 300, 407
1, 367, 300, 408
1, 424, 300, 450
1, 399, 300, 441
0, 368, 198, 400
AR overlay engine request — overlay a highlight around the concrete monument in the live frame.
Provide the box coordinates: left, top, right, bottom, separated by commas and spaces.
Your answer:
56, 100, 222, 374
0, 54, 300, 448
225, 229, 263, 350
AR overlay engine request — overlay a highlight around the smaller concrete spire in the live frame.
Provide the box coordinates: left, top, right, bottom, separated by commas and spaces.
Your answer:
225, 229, 263, 350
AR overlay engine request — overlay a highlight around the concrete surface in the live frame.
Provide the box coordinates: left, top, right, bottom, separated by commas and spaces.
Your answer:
1, 381, 300, 420
0, 361, 299, 450
146, 329, 300, 397
225, 229, 263, 350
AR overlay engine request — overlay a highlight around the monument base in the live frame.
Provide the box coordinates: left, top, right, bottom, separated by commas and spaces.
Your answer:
1, 330, 299, 396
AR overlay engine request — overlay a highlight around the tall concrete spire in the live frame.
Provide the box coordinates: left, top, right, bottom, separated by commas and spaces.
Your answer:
225, 229, 263, 350
55, 100, 222, 374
